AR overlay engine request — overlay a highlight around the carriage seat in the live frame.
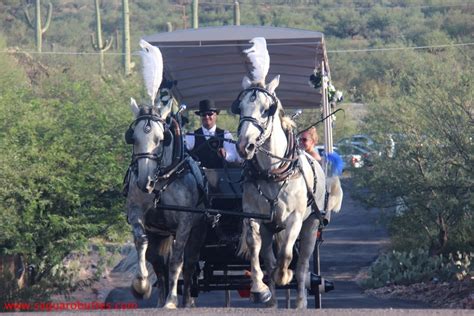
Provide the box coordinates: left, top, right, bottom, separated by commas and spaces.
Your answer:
203, 168, 242, 200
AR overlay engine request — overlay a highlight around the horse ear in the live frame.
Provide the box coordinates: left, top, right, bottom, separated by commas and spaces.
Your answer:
158, 88, 173, 119
242, 76, 252, 89
159, 100, 173, 119
266, 75, 280, 94
130, 98, 140, 118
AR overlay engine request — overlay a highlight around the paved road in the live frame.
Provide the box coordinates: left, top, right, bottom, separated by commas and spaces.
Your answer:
104, 178, 432, 310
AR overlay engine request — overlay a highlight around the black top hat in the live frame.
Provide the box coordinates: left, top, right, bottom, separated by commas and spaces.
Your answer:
194, 99, 220, 115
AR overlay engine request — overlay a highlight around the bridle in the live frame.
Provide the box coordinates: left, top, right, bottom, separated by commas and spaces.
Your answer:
126, 114, 169, 168
234, 87, 299, 181
233, 87, 278, 149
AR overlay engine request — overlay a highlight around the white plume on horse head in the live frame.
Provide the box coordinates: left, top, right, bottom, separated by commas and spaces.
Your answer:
242, 37, 270, 87
139, 39, 163, 106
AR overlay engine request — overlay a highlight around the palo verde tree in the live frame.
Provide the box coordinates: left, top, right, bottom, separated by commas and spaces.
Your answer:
0, 52, 135, 302
353, 47, 473, 254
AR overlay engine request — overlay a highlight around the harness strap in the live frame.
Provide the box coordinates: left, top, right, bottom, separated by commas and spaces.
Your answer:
252, 179, 289, 230
245, 129, 300, 183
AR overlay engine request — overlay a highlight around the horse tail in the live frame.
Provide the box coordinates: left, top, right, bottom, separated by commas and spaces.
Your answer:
237, 220, 250, 260
326, 176, 343, 213
158, 235, 174, 258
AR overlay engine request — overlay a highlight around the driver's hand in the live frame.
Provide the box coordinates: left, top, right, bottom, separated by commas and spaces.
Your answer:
218, 148, 227, 159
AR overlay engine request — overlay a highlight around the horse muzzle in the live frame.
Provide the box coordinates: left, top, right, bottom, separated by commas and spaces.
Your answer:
237, 140, 256, 160
137, 176, 155, 194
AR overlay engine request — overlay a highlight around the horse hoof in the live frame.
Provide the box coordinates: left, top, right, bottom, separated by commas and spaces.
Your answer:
184, 298, 196, 308
265, 297, 278, 309
250, 290, 272, 304
296, 298, 307, 309
274, 268, 294, 286
164, 295, 178, 309
164, 303, 177, 309
131, 279, 152, 300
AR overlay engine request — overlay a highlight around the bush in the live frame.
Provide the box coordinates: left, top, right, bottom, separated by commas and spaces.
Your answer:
0, 67, 137, 302
362, 249, 473, 288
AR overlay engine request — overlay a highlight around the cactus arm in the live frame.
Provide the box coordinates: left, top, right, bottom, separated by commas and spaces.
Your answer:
23, 5, 34, 28
41, 2, 52, 34
103, 37, 113, 51
91, 33, 99, 51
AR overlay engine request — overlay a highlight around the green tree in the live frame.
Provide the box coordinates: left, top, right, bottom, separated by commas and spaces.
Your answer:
353, 49, 473, 254
0, 60, 134, 302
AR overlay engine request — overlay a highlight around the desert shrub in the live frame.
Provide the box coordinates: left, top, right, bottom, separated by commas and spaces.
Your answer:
362, 249, 473, 288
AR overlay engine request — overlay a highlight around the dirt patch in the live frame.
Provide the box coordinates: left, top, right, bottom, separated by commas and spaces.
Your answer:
364, 278, 474, 309
50, 243, 135, 303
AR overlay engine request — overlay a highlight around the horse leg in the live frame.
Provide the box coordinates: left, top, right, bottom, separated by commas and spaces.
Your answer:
182, 219, 207, 308
131, 222, 152, 299
164, 224, 192, 309
245, 218, 272, 303
260, 225, 277, 308
273, 213, 302, 287
146, 234, 172, 307
295, 214, 319, 309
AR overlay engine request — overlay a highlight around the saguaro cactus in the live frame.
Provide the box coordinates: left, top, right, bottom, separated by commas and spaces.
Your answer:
122, 0, 131, 76
192, 0, 198, 29
233, 1, 240, 26
24, 0, 52, 52
91, 0, 113, 75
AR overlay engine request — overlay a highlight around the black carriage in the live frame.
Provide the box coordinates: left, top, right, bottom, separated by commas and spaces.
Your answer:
145, 26, 337, 308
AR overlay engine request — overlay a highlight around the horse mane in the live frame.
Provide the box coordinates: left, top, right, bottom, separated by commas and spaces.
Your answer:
138, 105, 159, 117
278, 101, 296, 131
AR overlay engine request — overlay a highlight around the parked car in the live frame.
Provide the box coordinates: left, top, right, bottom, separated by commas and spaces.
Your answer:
336, 143, 378, 169
336, 134, 375, 149
351, 134, 375, 148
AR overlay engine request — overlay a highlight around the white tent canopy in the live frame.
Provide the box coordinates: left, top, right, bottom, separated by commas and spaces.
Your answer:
143, 25, 331, 111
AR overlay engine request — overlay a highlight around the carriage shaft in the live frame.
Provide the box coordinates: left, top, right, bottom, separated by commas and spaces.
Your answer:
155, 203, 271, 220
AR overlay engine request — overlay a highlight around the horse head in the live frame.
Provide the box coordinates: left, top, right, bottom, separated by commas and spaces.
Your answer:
234, 75, 281, 160
126, 97, 173, 193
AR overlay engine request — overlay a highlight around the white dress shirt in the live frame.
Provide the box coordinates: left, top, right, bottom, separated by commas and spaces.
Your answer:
185, 125, 242, 163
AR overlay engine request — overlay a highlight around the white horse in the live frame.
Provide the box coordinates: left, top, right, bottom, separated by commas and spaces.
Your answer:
233, 75, 342, 308
125, 98, 207, 308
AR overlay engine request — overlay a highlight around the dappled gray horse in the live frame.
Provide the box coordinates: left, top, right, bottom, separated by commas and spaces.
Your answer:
233, 75, 342, 308
124, 98, 207, 309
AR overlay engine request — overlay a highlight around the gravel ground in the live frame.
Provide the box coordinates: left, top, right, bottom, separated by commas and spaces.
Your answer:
365, 278, 474, 309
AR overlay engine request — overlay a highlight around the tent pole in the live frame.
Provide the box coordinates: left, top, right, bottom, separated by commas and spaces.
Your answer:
322, 61, 333, 174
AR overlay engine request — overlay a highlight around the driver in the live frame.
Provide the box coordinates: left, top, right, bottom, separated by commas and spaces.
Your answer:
185, 99, 241, 168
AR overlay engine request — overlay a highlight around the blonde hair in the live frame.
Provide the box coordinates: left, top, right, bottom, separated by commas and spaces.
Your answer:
305, 127, 319, 144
